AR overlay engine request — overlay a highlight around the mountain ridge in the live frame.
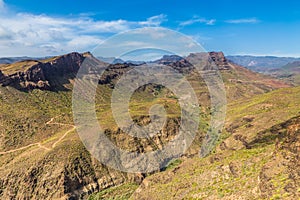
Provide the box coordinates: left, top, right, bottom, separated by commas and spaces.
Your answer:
0, 51, 298, 199
0, 52, 87, 90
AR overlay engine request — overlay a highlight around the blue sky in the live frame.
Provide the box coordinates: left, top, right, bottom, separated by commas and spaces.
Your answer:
0, 0, 299, 57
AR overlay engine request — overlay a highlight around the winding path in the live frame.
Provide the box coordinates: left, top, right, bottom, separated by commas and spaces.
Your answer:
0, 116, 75, 155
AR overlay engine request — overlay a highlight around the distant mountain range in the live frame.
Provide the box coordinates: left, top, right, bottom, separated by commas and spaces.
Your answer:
227, 55, 300, 72
3, 54, 300, 73
97, 56, 145, 65
0, 56, 51, 64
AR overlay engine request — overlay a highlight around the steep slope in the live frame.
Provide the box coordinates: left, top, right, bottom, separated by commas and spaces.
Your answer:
0, 52, 191, 199
0, 54, 141, 199
187, 52, 291, 101
130, 86, 300, 200
0, 52, 87, 90
154, 52, 291, 102
0, 51, 293, 199
222, 62, 291, 100
88, 53, 294, 198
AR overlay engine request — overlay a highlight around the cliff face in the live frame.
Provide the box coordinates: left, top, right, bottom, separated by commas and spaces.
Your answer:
0, 52, 85, 90
1, 63, 50, 90
183, 51, 231, 71
155, 52, 230, 72
42, 52, 85, 78
209, 51, 231, 70
0, 69, 11, 86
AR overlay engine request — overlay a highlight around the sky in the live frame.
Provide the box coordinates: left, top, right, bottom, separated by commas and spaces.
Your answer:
0, 0, 299, 57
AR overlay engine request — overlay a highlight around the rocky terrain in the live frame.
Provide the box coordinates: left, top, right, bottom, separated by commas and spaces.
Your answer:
0, 52, 87, 90
0, 51, 298, 199
131, 86, 300, 199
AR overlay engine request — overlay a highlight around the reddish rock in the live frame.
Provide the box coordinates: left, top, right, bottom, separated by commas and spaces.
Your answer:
209, 52, 231, 70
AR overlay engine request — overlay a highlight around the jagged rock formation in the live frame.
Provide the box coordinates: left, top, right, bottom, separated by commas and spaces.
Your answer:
208, 51, 231, 70
0, 52, 87, 90
155, 52, 230, 72
98, 63, 134, 86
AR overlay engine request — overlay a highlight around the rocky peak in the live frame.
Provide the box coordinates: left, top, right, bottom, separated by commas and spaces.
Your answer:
208, 52, 231, 70
184, 51, 231, 71
42, 52, 84, 78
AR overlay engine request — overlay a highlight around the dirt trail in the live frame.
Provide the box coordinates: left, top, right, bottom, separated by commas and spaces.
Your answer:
0, 116, 75, 155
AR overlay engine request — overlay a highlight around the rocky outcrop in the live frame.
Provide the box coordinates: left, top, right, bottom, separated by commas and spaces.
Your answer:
0, 52, 86, 90
184, 51, 231, 71
1, 63, 50, 90
42, 52, 85, 78
98, 63, 134, 86
208, 52, 231, 70
161, 52, 231, 71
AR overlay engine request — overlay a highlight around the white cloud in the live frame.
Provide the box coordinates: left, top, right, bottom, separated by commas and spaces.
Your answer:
139, 14, 167, 26
0, 1, 167, 56
225, 18, 260, 24
179, 17, 216, 27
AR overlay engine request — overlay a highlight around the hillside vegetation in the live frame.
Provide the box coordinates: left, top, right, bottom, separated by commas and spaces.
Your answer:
0, 52, 297, 199
130, 86, 300, 199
